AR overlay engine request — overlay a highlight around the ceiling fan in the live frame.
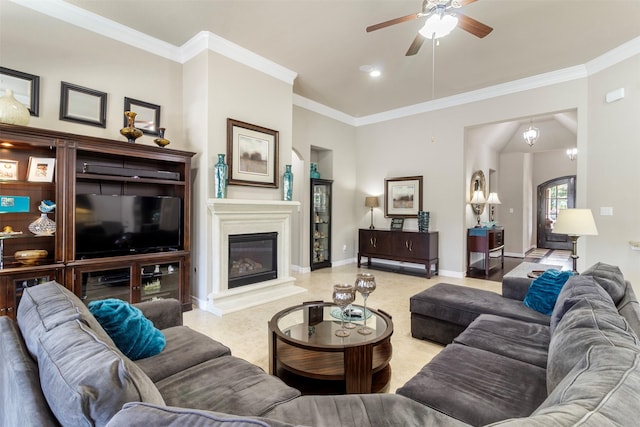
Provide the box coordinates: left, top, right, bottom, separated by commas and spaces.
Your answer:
366, 0, 493, 56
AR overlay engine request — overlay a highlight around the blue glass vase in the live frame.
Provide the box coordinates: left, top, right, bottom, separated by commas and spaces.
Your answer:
310, 163, 321, 179
214, 154, 228, 198
283, 164, 293, 201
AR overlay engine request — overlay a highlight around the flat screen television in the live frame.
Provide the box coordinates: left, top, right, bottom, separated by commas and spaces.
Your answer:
75, 194, 182, 258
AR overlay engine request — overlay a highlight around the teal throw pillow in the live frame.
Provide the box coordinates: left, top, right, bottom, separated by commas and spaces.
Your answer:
88, 299, 166, 360
524, 269, 574, 316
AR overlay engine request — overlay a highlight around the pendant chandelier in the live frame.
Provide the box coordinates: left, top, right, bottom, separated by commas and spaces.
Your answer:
523, 119, 539, 147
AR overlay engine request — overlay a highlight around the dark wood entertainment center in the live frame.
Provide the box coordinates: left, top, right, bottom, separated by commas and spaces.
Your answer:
0, 124, 195, 318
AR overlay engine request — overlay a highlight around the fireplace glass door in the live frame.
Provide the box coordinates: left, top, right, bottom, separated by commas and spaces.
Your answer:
228, 232, 278, 288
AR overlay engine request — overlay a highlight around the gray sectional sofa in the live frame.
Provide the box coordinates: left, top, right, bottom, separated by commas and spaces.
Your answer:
1, 262, 640, 426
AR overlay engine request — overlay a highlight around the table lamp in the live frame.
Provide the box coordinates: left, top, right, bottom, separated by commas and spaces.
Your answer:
469, 190, 486, 227
552, 208, 598, 274
486, 192, 501, 222
365, 196, 379, 230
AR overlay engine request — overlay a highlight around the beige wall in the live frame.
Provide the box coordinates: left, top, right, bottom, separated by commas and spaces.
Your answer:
2, 4, 638, 292
0, 1, 185, 148
292, 106, 357, 270
586, 55, 640, 286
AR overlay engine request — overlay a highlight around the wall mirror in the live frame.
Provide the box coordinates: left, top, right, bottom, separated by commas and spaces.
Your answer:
0, 67, 40, 116
469, 170, 486, 214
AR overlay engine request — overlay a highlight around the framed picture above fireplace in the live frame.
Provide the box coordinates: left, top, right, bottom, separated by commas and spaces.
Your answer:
227, 118, 279, 188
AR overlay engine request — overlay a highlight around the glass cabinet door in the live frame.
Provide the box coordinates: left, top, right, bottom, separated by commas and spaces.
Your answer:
140, 261, 180, 302
81, 267, 132, 305
310, 179, 332, 270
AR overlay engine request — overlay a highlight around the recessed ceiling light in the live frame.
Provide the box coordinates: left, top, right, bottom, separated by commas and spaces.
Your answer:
359, 65, 382, 78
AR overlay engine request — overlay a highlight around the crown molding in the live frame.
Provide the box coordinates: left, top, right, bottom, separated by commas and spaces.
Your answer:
11, 0, 182, 61
353, 65, 587, 126
13, 0, 638, 126
292, 95, 356, 126
11, 0, 296, 86
585, 36, 640, 76
180, 31, 297, 85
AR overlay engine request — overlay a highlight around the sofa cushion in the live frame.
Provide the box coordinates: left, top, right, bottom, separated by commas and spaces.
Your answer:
523, 269, 572, 315
38, 319, 164, 427
106, 402, 297, 427
453, 314, 550, 368
492, 346, 640, 426
618, 281, 640, 337
264, 394, 471, 427
0, 317, 58, 427
581, 262, 626, 305
89, 298, 166, 360
549, 274, 614, 333
135, 325, 231, 383
17, 280, 115, 357
547, 297, 640, 393
156, 355, 300, 417
396, 343, 547, 426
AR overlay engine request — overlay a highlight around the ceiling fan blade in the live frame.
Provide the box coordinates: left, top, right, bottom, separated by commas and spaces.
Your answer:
456, 12, 493, 38
456, 0, 479, 6
406, 34, 425, 56
366, 13, 420, 32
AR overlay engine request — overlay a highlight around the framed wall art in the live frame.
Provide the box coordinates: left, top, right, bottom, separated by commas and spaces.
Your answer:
124, 97, 161, 136
227, 118, 279, 188
27, 157, 55, 182
0, 66, 40, 116
60, 82, 107, 128
0, 159, 19, 181
384, 175, 423, 218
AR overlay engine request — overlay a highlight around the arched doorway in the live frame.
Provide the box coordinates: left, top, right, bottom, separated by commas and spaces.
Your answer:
536, 175, 576, 250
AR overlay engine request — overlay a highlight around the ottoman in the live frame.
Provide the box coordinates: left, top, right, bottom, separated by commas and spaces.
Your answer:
501, 262, 561, 300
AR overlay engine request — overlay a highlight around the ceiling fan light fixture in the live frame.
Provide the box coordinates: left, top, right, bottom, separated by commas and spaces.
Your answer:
523, 121, 539, 147
419, 12, 458, 39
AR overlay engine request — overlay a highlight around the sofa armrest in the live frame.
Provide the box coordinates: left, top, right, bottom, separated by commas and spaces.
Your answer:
134, 299, 183, 330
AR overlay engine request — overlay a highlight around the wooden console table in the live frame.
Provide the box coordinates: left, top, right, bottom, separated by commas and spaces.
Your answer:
358, 229, 439, 279
467, 227, 504, 277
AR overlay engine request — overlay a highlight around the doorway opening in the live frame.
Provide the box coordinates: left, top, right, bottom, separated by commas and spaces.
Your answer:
536, 175, 575, 250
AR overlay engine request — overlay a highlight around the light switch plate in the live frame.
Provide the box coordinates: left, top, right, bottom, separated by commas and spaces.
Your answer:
600, 207, 614, 216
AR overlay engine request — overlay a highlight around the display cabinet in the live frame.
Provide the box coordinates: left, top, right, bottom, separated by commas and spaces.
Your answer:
310, 178, 332, 270
0, 124, 195, 315
0, 266, 63, 318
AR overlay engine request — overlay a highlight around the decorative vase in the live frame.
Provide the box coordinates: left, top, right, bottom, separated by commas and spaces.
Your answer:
120, 111, 143, 143
154, 128, 170, 147
283, 164, 293, 201
28, 213, 56, 236
418, 211, 430, 232
310, 163, 321, 179
214, 153, 228, 198
0, 89, 30, 125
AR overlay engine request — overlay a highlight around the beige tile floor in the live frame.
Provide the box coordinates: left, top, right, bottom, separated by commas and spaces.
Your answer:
183, 264, 504, 393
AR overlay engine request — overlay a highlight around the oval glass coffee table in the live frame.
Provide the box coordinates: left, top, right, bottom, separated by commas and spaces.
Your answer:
268, 301, 393, 394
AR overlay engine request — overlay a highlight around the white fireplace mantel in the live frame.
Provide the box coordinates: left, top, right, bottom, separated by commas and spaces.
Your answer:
205, 199, 305, 316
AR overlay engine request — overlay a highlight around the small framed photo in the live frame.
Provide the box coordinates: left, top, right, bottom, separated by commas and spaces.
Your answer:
124, 97, 161, 136
384, 175, 423, 218
60, 82, 107, 128
390, 218, 405, 231
227, 118, 279, 188
27, 157, 55, 182
0, 159, 18, 181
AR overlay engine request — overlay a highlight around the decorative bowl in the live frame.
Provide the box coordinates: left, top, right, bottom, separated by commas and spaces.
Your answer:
14, 249, 48, 265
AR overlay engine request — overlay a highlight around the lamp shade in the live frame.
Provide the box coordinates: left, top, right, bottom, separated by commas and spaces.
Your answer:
552, 209, 598, 236
469, 190, 486, 205
486, 192, 501, 205
365, 196, 379, 208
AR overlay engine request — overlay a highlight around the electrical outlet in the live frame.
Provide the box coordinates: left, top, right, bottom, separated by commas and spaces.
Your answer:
342, 244, 347, 252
